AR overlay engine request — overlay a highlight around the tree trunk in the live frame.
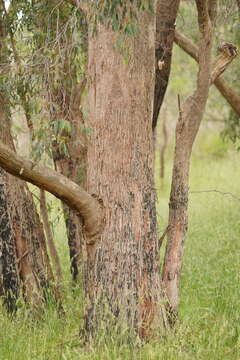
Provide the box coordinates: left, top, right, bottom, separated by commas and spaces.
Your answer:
153, 0, 180, 131
84, 10, 167, 339
0, 167, 20, 312
161, 0, 237, 321
40, 189, 62, 285
0, 97, 58, 307
52, 96, 87, 283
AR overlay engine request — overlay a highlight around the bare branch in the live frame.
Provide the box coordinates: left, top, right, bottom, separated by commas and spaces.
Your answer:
190, 189, 240, 202
0, 141, 103, 240
211, 43, 237, 82
174, 30, 198, 61
174, 30, 240, 116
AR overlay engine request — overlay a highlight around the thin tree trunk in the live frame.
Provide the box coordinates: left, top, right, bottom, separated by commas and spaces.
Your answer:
0, 97, 61, 306
40, 189, 62, 285
84, 9, 167, 339
162, 0, 237, 321
52, 98, 87, 282
153, 0, 180, 131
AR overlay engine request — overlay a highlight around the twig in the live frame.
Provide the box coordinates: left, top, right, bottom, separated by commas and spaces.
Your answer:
159, 225, 171, 249
190, 189, 240, 202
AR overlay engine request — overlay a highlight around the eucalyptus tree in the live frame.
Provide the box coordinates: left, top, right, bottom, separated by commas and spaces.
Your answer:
162, 0, 237, 320
0, 0, 237, 341
0, 0, 168, 337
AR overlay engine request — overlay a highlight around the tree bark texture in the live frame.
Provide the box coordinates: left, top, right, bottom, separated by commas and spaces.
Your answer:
174, 30, 240, 116
152, 0, 180, 131
0, 167, 20, 312
84, 9, 167, 338
162, 0, 218, 320
0, 97, 57, 306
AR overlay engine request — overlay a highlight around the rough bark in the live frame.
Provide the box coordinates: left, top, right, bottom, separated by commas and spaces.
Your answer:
162, 0, 237, 321
174, 30, 240, 116
84, 8, 167, 339
0, 103, 52, 306
153, 0, 180, 131
0, 167, 20, 312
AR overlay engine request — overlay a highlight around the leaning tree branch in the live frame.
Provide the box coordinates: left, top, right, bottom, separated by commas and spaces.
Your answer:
174, 30, 240, 116
0, 141, 103, 241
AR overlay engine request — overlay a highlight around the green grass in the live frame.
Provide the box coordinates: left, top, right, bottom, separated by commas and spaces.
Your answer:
1, 133, 240, 359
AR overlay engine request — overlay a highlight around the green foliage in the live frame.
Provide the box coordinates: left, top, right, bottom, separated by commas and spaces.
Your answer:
88, 0, 153, 34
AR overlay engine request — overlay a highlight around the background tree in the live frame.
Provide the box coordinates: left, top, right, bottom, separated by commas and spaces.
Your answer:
162, 0, 237, 320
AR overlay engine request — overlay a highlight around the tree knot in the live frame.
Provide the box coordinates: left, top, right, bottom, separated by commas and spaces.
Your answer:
218, 42, 238, 58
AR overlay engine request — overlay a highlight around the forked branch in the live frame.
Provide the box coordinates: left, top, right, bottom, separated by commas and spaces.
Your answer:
174, 30, 240, 116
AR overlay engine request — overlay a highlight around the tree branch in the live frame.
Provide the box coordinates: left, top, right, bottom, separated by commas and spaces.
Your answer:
211, 42, 237, 83
174, 30, 240, 116
0, 141, 103, 240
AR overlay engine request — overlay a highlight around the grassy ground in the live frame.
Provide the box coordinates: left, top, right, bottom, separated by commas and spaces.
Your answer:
0, 133, 240, 359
